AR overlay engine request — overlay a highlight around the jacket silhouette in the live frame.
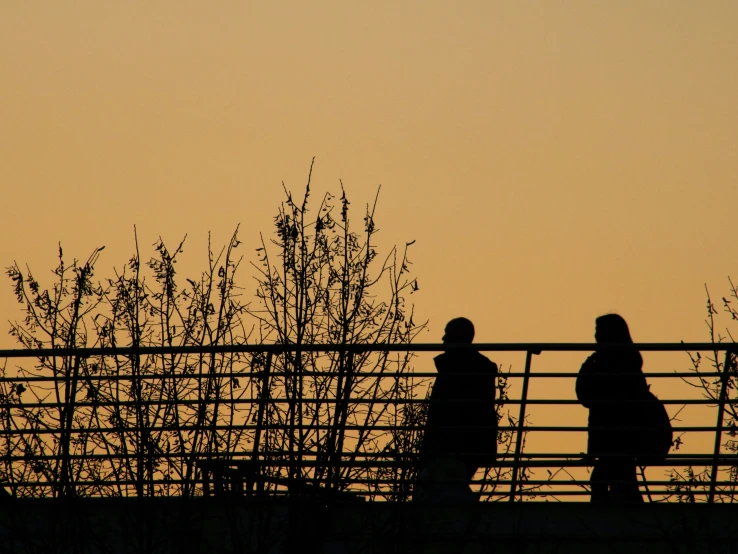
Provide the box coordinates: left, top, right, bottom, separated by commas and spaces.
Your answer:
413, 318, 498, 502
421, 349, 498, 475
576, 350, 648, 457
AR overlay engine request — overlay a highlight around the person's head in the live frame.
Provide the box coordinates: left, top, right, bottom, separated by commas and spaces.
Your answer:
594, 313, 633, 344
442, 317, 475, 344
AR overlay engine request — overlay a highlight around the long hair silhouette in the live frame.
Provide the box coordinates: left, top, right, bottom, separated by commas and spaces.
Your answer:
595, 313, 633, 343
595, 313, 644, 366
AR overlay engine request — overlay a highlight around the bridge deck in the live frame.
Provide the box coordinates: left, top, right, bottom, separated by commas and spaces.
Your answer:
1, 498, 736, 553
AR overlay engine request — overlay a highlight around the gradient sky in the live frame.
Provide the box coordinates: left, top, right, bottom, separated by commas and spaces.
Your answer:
2, 1, 737, 467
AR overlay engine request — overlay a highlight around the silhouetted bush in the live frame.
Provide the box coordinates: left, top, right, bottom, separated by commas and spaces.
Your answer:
0, 164, 427, 498
669, 281, 738, 502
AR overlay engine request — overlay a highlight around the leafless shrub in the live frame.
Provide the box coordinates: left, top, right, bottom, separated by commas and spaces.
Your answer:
668, 281, 738, 502
2, 228, 254, 497
247, 161, 426, 498
0, 163, 434, 499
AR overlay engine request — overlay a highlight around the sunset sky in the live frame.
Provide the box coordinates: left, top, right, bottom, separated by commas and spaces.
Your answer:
2, 2, 737, 467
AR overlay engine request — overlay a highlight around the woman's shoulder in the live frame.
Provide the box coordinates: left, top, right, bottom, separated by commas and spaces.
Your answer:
578, 353, 599, 373
595, 349, 643, 368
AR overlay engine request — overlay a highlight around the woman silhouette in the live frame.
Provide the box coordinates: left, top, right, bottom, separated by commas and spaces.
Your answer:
576, 314, 649, 503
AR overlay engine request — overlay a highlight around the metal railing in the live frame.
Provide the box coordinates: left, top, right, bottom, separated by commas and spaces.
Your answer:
0, 343, 735, 502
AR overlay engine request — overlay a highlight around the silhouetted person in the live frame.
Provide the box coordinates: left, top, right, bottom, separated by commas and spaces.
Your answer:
576, 313, 648, 503
414, 318, 498, 502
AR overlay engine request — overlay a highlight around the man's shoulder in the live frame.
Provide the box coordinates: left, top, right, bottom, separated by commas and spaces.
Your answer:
472, 351, 498, 372
433, 350, 498, 374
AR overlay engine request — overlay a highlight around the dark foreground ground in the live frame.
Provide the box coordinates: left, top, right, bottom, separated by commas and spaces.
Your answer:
0, 498, 736, 554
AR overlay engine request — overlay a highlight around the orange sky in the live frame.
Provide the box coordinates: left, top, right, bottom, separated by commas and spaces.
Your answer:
2, 2, 737, 478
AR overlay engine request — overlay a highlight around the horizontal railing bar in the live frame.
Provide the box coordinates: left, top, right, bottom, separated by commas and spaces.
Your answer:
0, 423, 718, 433
5, 451, 711, 461
5, 452, 735, 464
0, 478, 728, 491
0, 477, 713, 495
0, 342, 736, 358
3, 474, 734, 485
0, 424, 729, 435
0, 479, 731, 490
23, 479, 702, 494
2, 478, 734, 490
0, 371, 723, 383
0, 398, 732, 409
0, 444, 681, 463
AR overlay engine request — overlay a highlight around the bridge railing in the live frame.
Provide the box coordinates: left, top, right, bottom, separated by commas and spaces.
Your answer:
0, 343, 735, 501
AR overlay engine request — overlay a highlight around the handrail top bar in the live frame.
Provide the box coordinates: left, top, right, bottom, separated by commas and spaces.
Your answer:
0, 342, 736, 358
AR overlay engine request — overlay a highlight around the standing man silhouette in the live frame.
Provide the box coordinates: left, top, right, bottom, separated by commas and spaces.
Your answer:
414, 317, 499, 502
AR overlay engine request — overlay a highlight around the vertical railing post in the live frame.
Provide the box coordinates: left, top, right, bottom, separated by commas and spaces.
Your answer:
509, 349, 539, 502
332, 351, 355, 491
251, 350, 273, 495
708, 348, 735, 503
